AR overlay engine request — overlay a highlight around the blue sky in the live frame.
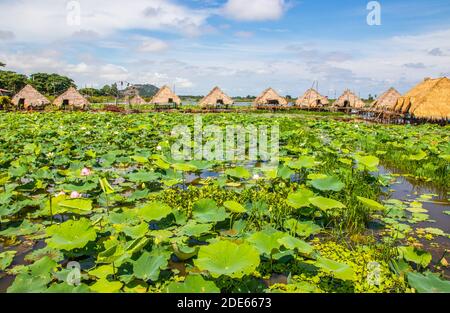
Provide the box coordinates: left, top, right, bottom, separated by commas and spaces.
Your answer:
1, 0, 450, 97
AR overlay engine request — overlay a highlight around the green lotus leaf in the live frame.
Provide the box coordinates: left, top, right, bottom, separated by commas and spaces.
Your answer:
357, 196, 385, 211
408, 150, 427, 161
192, 199, 228, 223
277, 165, 295, 180
309, 197, 346, 211
315, 257, 356, 281
131, 155, 149, 164
88, 265, 115, 279
166, 275, 220, 293
133, 249, 170, 282
246, 230, 285, 256
57, 198, 93, 214
46, 218, 97, 251
138, 201, 172, 222
127, 171, 161, 183
286, 188, 314, 209
122, 222, 149, 239
46, 282, 91, 293
284, 219, 322, 237
225, 167, 250, 179
288, 156, 316, 169
398, 246, 432, 267
194, 240, 260, 278
172, 163, 198, 172
90, 279, 123, 293
309, 176, 345, 192
0, 219, 42, 237
223, 201, 246, 213
354, 155, 379, 171
277, 235, 314, 255
0, 250, 16, 271
179, 220, 213, 237
407, 272, 450, 293
7, 257, 57, 293
173, 243, 199, 261
99, 177, 115, 194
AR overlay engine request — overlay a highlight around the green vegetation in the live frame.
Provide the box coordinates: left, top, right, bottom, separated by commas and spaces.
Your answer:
0, 112, 448, 293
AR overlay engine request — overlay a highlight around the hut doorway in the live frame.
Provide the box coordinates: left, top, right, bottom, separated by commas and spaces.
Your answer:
168, 98, 174, 103
216, 99, 224, 105
316, 100, 322, 106
18, 98, 25, 109
62, 99, 69, 110
343, 100, 350, 108
268, 100, 279, 105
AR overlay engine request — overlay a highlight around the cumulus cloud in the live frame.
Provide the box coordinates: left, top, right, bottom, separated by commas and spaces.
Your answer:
0, 0, 210, 41
428, 48, 444, 56
0, 30, 15, 40
234, 31, 254, 38
403, 62, 427, 69
223, 0, 287, 21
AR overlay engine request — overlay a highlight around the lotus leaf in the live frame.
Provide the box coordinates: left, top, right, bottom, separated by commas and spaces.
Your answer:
223, 201, 246, 213
407, 272, 450, 293
309, 197, 346, 212
46, 218, 97, 251
286, 188, 314, 209
192, 199, 228, 223
138, 201, 172, 222
310, 176, 345, 192
166, 275, 220, 293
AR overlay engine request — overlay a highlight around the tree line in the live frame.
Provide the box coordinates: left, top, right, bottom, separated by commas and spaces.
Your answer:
0, 61, 119, 98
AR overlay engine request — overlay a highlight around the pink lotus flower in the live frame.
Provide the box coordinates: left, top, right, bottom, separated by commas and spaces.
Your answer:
81, 168, 92, 176
56, 191, 66, 197
70, 191, 81, 199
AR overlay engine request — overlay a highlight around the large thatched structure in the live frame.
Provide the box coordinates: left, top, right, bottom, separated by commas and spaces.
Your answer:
151, 85, 181, 105
12, 84, 50, 109
296, 88, 329, 108
333, 90, 365, 109
54, 87, 89, 110
372, 87, 401, 111
254, 88, 288, 107
130, 95, 147, 105
199, 87, 233, 108
394, 77, 450, 120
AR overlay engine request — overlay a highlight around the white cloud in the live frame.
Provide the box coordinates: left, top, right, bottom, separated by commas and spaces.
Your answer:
223, 0, 287, 21
137, 37, 169, 53
0, 0, 210, 42
234, 31, 254, 38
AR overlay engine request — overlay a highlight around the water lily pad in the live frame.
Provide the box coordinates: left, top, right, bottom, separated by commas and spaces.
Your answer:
90, 279, 123, 293
0, 250, 16, 270
398, 246, 432, 268
284, 219, 321, 237
225, 167, 250, 179
133, 249, 170, 282
246, 230, 284, 256
288, 156, 316, 169
194, 240, 260, 278
46, 218, 97, 251
277, 235, 314, 255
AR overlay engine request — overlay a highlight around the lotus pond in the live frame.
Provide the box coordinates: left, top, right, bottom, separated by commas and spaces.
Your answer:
0, 112, 449, 293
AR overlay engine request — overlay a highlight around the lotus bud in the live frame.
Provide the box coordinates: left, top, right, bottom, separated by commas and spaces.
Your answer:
70, 191, 81, 199
81, 168, 92, 176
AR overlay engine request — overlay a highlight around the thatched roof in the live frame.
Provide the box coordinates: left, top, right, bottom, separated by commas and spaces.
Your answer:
54, 87, 90, 109
372, 87, 401, 111
151, 85, 181, 105
130, 95, 147, 105
198, 87, 233, 107
333, 90, 365, 109
295, 88, 329, 108
254, 88, 288, 106
12, 84, 50, 109
394, 77, 450, 120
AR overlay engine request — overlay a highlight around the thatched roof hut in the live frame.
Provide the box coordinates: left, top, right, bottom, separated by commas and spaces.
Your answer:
130, 95, 147, 105
151, 85, 181, 105
54, 87, 90, 109
254, 88, 288, 107
394, 77, 450, 120
12, 84, 50, 109
372, 87, 401, 111
0, 88, 10, 96
333, 90, 365, 109
199, 87, 233, 108
296, 88, 329, 108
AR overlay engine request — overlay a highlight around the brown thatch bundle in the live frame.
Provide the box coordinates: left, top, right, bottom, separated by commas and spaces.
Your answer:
12, 84, 50, 109
54, 87, 90, 109
151, 85, 181, 105
371, 87, 401, 112
295, 88, 329, 108
199, 87, 233, 108
130, 95, 147, 105
333, 90, 365, 109
254, 88, 288, 106
394, 77, 450, 120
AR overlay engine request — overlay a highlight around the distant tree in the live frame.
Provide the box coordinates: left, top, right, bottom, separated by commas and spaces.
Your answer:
368, 94, 374, 101
286, 95, 292, 100
0, 70, 28, 93
0, 61, 5, 67
79, 87, 102, 97
29, 73, 76, 96
100, 85, 112, 96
